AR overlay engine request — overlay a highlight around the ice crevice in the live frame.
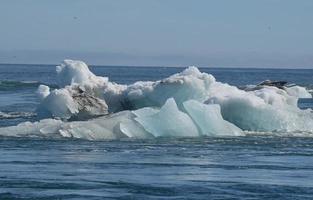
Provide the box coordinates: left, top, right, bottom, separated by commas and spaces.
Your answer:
0, 59, 312, 140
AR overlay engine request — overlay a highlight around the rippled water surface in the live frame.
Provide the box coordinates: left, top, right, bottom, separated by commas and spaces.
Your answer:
0, 64, 313, 199
1, 136, 313, 199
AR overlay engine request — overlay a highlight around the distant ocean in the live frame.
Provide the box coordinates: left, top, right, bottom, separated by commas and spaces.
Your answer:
1, 64, 313, 199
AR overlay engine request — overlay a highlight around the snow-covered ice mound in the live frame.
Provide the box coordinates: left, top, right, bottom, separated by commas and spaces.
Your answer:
0, 59, 312, 140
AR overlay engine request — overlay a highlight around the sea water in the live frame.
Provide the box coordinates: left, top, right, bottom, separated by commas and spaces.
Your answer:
0, 64, 313, 199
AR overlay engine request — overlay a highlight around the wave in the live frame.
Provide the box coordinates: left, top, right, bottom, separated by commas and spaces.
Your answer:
0, 111, 36, 119
0, 80, 58, 91
244, 130, 313, 138
0, 59, 312, 140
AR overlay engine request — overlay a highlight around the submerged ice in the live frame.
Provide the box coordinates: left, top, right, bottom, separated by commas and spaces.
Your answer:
0, 59, 312, 140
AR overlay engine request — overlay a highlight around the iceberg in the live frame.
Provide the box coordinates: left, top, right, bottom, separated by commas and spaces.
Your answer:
1, 59, 313, 140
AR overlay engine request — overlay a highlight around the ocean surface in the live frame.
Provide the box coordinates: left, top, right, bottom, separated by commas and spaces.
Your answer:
0, 64, 313, 199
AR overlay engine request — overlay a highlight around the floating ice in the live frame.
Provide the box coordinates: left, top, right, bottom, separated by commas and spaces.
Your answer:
37, 61, 215, 119
36, 85, 50, 100
37, 60, 110, 119
134, 98, 199, 137
0, 119, 63, 138
0, 111, 147, 140
56, 59, 107, 88
1, 59, 313, 140
37, 87, 78, 119
206, 82, 313, 132
0, 98, 236, 140
123, 66, 215, 110
286, 86, 312, 99
183, 100, 243, 136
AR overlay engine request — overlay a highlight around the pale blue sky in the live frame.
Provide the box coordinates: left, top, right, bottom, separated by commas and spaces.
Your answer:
0, 0, 313, 67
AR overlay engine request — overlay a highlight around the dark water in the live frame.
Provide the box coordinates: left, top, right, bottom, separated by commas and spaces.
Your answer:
0, 64, 313, 199
2, 136, 313, 199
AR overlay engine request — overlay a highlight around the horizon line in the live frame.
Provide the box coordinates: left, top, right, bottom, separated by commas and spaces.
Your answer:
0, 62, 312, 70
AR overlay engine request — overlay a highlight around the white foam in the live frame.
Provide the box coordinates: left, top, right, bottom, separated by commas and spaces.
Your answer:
0, 111, 36, 119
